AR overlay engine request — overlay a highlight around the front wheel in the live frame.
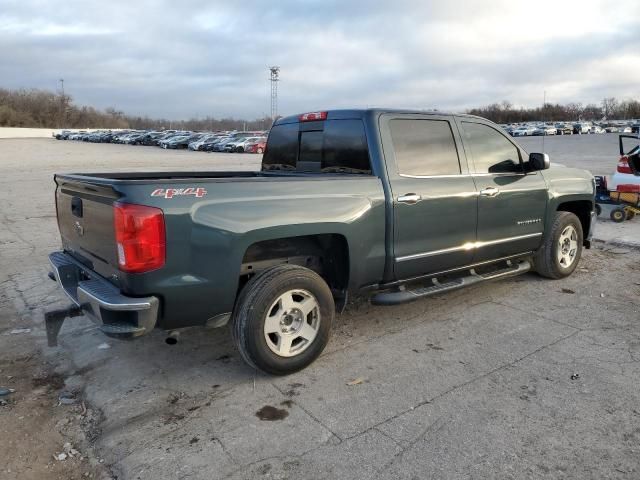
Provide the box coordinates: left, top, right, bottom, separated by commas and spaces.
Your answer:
534, 212, 583, 279
231, 265, 334, 375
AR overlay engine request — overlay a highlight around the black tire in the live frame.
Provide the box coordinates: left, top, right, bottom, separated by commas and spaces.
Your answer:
231, 264, 334, 375
595, 204, 602, 216
534, 211, 583, 279
626, 210, 635, 221
610, 208, 625, 223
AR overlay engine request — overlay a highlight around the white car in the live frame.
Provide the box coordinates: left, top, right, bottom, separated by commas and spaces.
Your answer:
532, 125, 556, 136
511, 126, 536, 137
573, 123, 591, 134
590, 125, 605, 134
608, 144, 640, 191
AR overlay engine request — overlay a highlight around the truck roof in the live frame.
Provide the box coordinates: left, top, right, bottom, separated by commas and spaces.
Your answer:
275, 108, 483, 125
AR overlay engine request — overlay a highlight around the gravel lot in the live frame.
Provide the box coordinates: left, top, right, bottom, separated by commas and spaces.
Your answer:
1, 137, 639, 480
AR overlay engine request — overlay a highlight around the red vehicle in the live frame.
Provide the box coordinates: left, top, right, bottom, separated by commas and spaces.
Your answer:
245, 139, 266, 154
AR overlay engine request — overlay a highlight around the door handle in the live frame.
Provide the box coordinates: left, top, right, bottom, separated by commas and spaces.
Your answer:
480, 187, 500, 198
397, 193, 422, 204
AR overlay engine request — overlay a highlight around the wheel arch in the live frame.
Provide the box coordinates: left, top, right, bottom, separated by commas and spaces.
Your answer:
556, 199, 593, 243
240, 234, 350, 297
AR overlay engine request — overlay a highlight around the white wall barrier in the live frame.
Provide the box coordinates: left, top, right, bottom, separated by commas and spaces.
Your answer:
0, 128, 104, 139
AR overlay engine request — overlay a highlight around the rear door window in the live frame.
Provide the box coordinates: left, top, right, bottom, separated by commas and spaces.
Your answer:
389, 119, 461, 176
263, 119, 371, 174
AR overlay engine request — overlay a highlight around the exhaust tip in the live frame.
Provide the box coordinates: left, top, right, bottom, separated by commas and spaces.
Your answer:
165, 331, 180, 345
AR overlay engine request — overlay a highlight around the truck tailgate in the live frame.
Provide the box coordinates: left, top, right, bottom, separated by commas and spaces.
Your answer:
55, 176, 120, 274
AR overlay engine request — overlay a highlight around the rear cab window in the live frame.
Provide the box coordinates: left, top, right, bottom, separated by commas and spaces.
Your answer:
262, 118, 372, 174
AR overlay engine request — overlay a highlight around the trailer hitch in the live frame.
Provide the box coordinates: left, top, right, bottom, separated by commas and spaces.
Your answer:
44, 305, 83, 347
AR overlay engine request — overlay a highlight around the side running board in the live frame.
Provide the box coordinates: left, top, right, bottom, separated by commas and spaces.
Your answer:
371, 260, 531, 306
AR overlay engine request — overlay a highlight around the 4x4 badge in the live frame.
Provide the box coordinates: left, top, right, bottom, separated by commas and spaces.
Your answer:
151, 187, 207, 199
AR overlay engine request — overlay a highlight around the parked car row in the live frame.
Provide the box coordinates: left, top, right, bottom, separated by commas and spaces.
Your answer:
500, 120, 639, 137
53, 129, 269, 154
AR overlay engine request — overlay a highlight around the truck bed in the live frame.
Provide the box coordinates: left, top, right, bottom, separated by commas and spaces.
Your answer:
55, 170, 360, 185
54, 170, 387, 330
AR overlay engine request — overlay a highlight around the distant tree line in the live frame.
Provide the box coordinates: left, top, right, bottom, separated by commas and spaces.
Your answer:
2, 87, 640, 130
467, 98, 640, 124
0, 87, 272, 131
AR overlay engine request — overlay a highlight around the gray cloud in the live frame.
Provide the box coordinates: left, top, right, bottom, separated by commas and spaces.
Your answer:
1, 0, 639, 119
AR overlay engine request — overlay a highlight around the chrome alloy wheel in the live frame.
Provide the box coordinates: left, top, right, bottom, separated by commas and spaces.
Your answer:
263, 289, 320, 357
557, 225, 578, 268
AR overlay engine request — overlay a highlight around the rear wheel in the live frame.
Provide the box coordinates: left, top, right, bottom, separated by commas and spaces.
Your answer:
535, 211, 583, 279
256, 147, 264, 154
610, 208, 626, 223
231, 265, 334, 375
595, 204, 602, 216
626, 210, 635, 221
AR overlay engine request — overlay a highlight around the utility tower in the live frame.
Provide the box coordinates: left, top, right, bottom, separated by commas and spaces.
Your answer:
269, 66, 280, 120
59, 78, 65, 127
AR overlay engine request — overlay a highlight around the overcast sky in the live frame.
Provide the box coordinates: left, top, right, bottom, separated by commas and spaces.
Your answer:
1, 0, 639, 119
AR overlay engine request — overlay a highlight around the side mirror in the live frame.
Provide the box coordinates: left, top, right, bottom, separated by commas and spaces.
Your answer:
528, 152, 550, 171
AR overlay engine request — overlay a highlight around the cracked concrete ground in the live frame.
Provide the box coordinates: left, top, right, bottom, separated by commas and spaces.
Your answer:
1, 138, 640, 480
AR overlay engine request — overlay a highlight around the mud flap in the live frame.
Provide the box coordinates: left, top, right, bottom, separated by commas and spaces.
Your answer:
44, 306, 83, 347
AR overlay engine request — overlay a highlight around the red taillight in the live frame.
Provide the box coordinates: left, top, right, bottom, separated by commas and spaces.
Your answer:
113, 203, 165, 273
298, 111, 327, 122
618, 156, 632, 174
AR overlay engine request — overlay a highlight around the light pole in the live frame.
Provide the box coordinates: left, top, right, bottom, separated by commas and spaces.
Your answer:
269, 66, 280, 121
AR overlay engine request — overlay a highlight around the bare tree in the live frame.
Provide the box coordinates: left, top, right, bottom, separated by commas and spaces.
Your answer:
601, 97, 618, 119
1, 86, 638, 130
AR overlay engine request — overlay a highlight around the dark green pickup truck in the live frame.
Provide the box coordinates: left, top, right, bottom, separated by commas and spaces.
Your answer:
47, 109, 596, 374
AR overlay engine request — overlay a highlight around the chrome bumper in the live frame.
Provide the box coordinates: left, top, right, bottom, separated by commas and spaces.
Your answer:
48, 251, 159, 338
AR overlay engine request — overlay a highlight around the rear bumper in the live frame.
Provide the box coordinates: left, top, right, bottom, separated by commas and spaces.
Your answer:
48, 251, 159, 339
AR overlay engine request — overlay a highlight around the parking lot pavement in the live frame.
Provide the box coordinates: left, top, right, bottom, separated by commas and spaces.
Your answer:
592, 205, 640, 248
518, 133, 623, 175
1, 138, 639, 479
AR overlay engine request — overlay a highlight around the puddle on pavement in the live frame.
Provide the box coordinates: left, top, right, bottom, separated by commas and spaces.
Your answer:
255, 405, 289, 421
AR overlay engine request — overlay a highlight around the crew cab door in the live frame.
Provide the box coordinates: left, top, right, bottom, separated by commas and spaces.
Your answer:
456, 118, 548, 262
380, 114, 478, 280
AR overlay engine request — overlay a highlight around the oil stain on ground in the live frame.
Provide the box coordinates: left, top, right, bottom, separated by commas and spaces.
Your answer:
255, 405, 289, 421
